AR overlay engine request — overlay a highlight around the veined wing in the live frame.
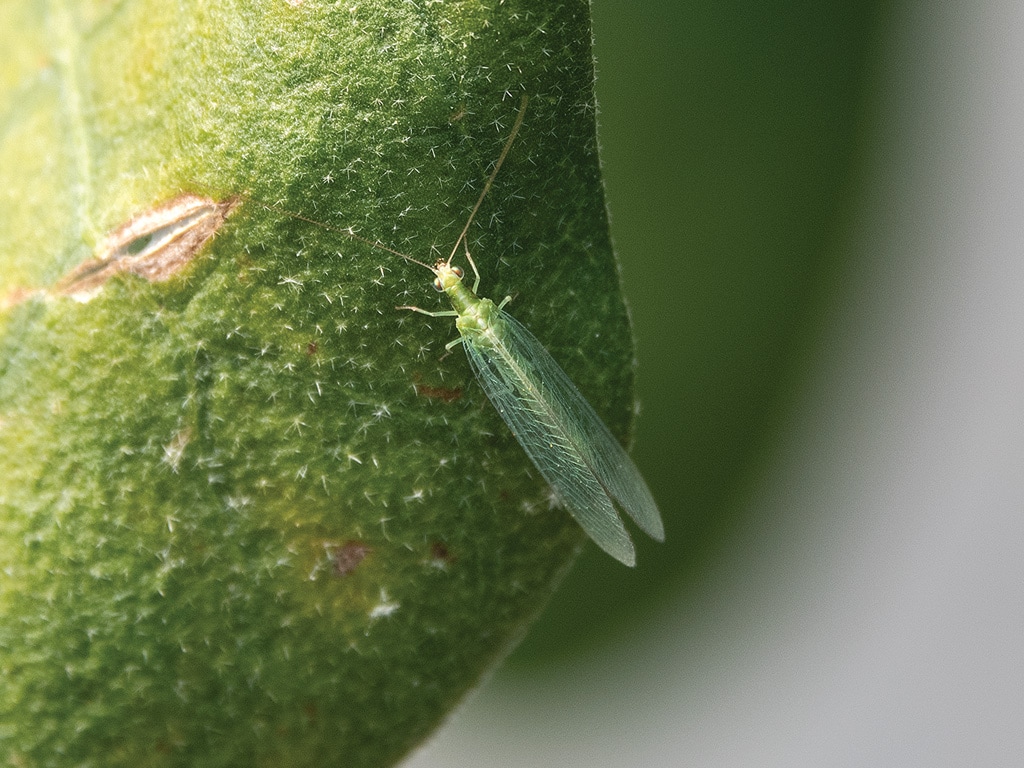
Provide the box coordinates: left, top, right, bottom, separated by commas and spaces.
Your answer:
495, 312, 663, 540
462, 311, 662, 564
463, 331, 635, 565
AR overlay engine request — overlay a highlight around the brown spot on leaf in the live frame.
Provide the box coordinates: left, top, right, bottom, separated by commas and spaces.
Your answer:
413, 382, 463, 403
429, 541, 456, 567
306, 340, 319, 356
302, 701, 318, 725
56, 194, 237, 301
327, 541, 371, 577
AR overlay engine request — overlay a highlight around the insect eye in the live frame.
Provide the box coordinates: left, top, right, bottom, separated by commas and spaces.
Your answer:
433, 277, 444, 292
451, 266, 464, 279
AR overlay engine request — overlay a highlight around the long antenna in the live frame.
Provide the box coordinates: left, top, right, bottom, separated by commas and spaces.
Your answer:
260, 204, 434, 271
447, 94, 529, 263
256, 94, 529, 272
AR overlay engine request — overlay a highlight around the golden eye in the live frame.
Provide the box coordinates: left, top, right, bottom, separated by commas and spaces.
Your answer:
433, 277, 444, 292
451, 265, 464, 279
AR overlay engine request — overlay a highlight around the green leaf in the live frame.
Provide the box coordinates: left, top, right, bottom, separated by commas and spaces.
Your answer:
0, 1, 637, 766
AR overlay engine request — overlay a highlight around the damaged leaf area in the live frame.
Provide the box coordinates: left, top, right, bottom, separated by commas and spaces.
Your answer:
56, 194, 237, 301
0, 2, 637, 767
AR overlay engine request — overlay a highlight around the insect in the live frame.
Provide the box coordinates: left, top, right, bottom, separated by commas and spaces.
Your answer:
282, 97, 664, 565
380, 97, 663, 566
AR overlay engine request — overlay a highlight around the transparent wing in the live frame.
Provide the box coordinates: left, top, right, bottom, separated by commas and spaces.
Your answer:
495, 312, 663, 540
462, 329, 630, 565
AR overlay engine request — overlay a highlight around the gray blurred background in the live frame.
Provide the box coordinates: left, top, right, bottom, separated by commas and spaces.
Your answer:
408, 0, 1024, 765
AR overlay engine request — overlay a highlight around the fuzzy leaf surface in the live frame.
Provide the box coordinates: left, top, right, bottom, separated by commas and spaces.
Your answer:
0, 1, 636, 766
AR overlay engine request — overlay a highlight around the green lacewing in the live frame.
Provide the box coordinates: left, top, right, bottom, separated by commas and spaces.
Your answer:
400, 250, 664, 565
288, 97, 663, 565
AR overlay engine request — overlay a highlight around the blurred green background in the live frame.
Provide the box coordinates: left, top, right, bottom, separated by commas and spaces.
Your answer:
509, 0, 890, 666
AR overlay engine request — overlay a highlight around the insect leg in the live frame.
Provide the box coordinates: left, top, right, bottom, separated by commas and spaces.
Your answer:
461, 239, 482, 294
444, 336, 467, 351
